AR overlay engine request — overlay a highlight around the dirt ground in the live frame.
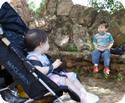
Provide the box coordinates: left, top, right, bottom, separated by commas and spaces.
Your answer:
57, 75, 125, 103
81, 76, 125, 103
18, 73, 125, 103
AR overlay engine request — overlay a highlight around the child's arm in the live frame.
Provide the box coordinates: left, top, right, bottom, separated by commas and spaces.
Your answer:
92, 35, 104, 51
106, 34, 114, 50
52, 59, 62, 69
93, 42, 105, 51
107, 42, 114, 49
29, 56, 62, 75
96, 42, 114, 51
93, 36, 98, 49
35, 66, 51, 74
38, 59, 62, 74
28, 56, 50, 74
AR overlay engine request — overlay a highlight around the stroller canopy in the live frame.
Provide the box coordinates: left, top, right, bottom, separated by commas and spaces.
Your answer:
0, 2, 28, 35
0, 2, 28, 55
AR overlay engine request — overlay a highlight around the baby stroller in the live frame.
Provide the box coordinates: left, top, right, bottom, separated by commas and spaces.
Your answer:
0, 2, 80, 103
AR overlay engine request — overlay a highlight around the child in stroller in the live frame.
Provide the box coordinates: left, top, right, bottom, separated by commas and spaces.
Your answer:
25, 29, 99, 103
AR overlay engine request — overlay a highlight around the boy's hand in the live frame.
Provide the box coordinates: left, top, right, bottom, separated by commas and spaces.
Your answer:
97, 48, 105, 51
97, 46, 110, 51
95, 45, 105, 51
52, 59, 62, 69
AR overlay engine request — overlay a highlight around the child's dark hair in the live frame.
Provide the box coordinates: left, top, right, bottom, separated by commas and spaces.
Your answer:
99, 21, 109, 28
25, 29, 48, 51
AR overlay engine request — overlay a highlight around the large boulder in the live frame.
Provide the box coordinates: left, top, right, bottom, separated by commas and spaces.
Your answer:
110, 10, 125, 47
113, 9, 125, 34
57, 0, 73, 16
109, 21, 124, 47
70, 6, 97, 26
72, 24, 91, 51
53, 21, 72, 49
46, 0, 57, 15
69, 5, 85, 24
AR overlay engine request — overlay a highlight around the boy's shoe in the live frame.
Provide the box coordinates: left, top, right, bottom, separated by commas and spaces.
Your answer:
104, 67, 110, 75
93, 66, 99, 73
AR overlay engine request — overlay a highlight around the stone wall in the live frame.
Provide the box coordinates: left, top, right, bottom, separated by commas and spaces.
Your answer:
11, 0, 125, 50
11, 0, 125, 75
26, 0, 125, 51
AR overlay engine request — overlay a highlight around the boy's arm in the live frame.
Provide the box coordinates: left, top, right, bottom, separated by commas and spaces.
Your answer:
107, 42, 114, 49
93, 36, 98, 49
93, 43, 103, 51
107, 34, 114, 49
93, 36, 105, 51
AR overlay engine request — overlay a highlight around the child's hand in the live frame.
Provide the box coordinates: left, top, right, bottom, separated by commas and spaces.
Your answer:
107, 45, 112, 50
95, 45, 105, 51
97, 47, 105, 51
52, 59, 62, 69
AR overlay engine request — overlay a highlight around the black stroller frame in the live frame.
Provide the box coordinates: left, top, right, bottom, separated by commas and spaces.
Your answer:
0, 24, 64, 103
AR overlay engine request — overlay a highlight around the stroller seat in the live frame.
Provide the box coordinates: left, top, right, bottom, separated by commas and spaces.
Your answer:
0, 2, 80, 103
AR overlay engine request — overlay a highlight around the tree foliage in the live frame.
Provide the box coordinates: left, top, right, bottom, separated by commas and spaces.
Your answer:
27, 0, 46, 16
89, 0, 124, 13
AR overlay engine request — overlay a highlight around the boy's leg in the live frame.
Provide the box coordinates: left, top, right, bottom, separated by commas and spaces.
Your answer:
91, 49, 101, 65
102, 49, 111, 74
91, 49, 101, 72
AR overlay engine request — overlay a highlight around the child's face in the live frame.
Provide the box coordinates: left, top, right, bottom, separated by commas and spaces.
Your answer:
98, 24, 108, 33
40, 38, 49, 53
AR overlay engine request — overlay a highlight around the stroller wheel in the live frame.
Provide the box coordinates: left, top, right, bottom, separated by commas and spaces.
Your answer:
0, 94, 9, 103
0, 89, 28, 103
